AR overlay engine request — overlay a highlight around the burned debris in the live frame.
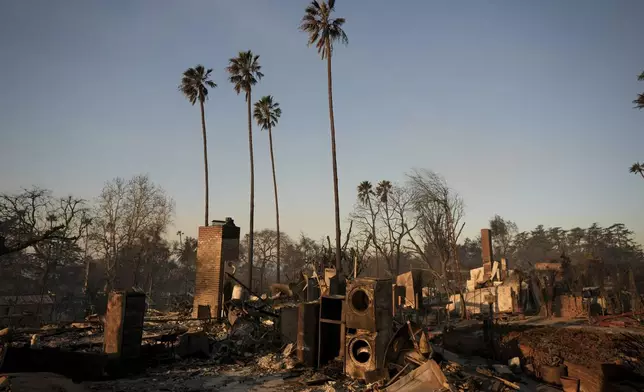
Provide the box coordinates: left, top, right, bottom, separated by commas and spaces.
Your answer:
1, 223, 643, 392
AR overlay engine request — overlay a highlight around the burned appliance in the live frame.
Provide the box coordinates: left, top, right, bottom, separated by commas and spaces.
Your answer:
345, 328, 391, 380
344, 278, 393, 380
345, 278, 392, 332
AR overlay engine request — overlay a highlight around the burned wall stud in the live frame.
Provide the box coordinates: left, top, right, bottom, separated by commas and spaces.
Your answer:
193, 219, 240, 319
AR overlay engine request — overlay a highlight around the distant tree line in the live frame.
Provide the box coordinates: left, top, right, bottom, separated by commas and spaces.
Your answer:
0, 175, 196, 315
2, 171, 642, 314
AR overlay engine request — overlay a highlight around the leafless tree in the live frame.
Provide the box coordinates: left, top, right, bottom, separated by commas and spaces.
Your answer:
92, 175, 174, 291
405, 169, 465, 290
242, 229, 291, 292
351, 182, 419, 277
0, 188, 91, 316
0, 189, 89, 258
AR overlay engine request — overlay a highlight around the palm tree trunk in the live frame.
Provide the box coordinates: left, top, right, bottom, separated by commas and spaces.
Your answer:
247, 92, 255, 291
83, 226, 90, 295
268, 125, 281, 283
200, 100, 210, 227
326, 40, 342, 274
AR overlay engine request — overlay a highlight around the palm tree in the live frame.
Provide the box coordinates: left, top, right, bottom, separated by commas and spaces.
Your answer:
375, 180, 392, 204
253, 96, 283, 283
357, 181, 374, 205
300, 0, 348, 272
629, 162, 644, 180
357, 181, 380, 275
226, 51, 263, 290
634, 71, 644, 109
179, 65, 217, 227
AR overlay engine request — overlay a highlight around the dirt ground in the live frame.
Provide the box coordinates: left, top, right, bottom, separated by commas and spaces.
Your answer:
83, 359, 349, 392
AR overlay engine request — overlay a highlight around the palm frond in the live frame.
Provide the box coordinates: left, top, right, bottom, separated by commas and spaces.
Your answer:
253, 95, 282, 131
226, 50, 263, 100
634, 93, 644, 109
638, 71, 644, 81
300, 0, 348, 60
179, 64, 216, 105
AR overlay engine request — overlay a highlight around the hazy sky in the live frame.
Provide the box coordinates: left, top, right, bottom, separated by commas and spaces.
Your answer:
1, 0, 643, 244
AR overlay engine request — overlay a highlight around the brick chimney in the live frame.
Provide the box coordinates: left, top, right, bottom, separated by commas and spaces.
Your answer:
481, 228, 494, 280
192, 218, 240, 318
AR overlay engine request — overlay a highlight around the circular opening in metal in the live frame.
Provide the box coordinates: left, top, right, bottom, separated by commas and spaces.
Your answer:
351, 289, 370, 312
351, 339, 371, 364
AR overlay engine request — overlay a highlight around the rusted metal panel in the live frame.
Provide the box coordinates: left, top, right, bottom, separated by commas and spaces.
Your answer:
297, 302, 319, 367
385, 359, 447, 392
280, 306, 299, 345
346, 278, 392, 332
103, 291, 145, 360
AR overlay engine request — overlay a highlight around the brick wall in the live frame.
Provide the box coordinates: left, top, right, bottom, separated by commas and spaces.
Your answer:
554, 294, 587, 318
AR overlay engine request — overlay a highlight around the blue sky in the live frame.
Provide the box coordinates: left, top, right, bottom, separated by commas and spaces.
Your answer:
1, 0, 643, 244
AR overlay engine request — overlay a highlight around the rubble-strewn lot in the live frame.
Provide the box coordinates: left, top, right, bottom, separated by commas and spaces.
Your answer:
500, 326, 644, 375
3, 306, 644, 392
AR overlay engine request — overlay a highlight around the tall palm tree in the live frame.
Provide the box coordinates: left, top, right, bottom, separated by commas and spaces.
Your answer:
631, 72, 644, 179
357, 181, 374, 205
634, 71, 644, 109
375, 180, 395, 272
226, 51, 263, 290
179, 65, 217, 227
300, 0, 348, 272
253, 96, 283, 282
629, 162, 644, 179
357, 181, 380, 275
375, 180, 392, 204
